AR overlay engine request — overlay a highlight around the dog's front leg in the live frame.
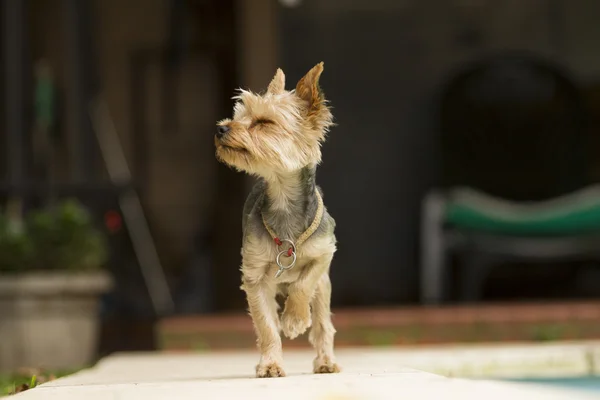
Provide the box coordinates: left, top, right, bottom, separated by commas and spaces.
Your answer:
309, 273, 340, 373
242, 277, 285, 378
281, 253, 333, 340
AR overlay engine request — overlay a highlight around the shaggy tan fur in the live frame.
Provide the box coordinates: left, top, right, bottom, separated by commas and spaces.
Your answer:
215, 63, 340, 378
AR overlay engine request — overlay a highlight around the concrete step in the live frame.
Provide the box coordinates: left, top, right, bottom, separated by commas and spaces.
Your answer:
6, 346, 599, 400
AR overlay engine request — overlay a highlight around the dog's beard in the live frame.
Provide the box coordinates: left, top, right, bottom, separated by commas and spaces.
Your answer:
216, 145, 255, 173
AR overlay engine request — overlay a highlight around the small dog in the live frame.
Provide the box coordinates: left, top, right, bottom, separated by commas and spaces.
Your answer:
215, 62, 340, 378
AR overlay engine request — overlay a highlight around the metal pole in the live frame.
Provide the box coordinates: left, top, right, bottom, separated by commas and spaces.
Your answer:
64, 0, 97, 182
89, 98, 174, 316
4, 0, 25, 188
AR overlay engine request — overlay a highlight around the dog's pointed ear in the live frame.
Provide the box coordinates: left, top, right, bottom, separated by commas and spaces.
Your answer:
295, 62, 333, 136
295, 62, 325, 110
267, 68, 286, 95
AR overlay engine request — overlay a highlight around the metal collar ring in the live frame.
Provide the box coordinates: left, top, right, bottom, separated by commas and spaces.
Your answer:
276, 238, 296, 254
276, 249, 297, 270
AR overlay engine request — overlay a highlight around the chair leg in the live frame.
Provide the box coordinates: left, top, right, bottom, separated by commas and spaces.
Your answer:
459, 253, 493, 303
420, 190, 447, 304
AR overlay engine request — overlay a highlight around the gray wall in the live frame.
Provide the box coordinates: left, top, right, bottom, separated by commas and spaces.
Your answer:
278, 0, 599, 304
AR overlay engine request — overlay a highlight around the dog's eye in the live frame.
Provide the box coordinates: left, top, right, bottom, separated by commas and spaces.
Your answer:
250, 118, 273, 128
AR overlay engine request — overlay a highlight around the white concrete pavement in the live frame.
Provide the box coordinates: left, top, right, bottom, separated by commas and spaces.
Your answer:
5, 346, 599, 400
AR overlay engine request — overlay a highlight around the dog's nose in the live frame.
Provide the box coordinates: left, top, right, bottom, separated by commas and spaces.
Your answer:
216, 125, 230, 139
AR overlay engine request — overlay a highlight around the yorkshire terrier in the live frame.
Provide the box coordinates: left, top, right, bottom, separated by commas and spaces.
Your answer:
215, 62, 340, 378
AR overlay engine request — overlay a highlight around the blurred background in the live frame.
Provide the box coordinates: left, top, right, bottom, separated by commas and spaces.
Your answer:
2, 0, 600, 374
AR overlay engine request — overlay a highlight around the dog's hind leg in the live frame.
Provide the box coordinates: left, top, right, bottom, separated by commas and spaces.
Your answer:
309, 273, 340, 374
242, 277, 285, 378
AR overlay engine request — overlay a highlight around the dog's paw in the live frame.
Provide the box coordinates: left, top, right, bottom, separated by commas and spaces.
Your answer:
281, 300, 311, 339
256, 362, 286, 378
313, 357, 341, 374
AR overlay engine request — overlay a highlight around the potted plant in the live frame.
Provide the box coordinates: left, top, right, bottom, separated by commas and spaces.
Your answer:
0, 199, 112, 373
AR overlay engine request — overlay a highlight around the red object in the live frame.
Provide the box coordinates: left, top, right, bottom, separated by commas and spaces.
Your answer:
104, 210, 122, 233
287, 248, 293, 257
274, 237, 282, 246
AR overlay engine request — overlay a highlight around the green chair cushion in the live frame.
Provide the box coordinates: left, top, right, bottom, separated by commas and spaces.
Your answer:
445, 185, 600, 236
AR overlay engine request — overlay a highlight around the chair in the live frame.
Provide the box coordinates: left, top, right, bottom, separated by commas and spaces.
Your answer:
420, 52, 598, 304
